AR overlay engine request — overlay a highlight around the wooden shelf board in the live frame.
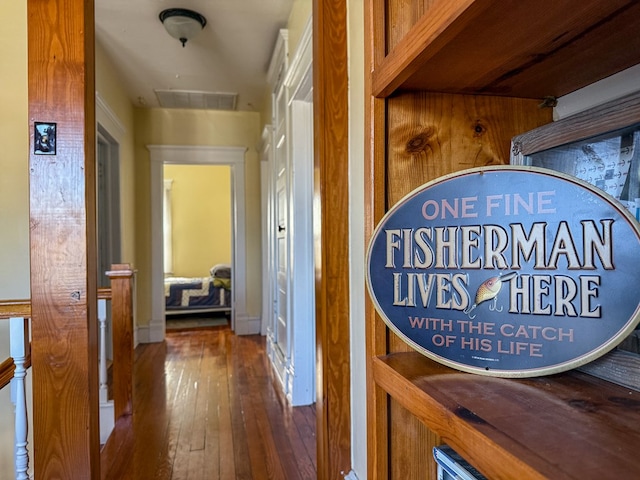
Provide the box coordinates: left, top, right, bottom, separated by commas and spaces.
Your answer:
373, 352, 640, 480
373, 0, 640, 99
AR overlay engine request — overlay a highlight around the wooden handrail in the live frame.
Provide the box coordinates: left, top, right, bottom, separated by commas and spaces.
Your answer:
0, 354, 32, 390
0, 302, 32, 391
0, 357, 15, 390
0, 299, 31, 320
98, 287, 112, 300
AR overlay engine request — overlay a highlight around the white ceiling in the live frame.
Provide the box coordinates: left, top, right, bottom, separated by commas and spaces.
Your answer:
95, 0, 294, 111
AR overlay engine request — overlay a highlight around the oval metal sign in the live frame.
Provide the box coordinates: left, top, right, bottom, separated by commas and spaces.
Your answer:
366, 166, 640, 377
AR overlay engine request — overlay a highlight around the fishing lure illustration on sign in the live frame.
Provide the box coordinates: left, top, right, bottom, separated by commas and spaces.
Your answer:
464, 272, 517, 319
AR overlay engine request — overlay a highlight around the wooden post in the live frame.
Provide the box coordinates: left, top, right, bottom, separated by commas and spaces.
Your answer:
28, 0, 99, 478
313, 0, 353, 477
106, 264, 135, 419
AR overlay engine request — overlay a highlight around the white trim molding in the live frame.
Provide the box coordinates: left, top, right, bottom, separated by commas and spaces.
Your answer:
555, 64, 640, 120
267, 29, 289, 87
96, 91, 126, 141
147, 145, 252, 340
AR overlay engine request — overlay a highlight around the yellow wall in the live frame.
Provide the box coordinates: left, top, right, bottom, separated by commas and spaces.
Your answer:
0, 1, 29, 299
287, 0, 313, 56
0, 4, 28, 476
164, 165, 232, 277
134, 108, 262, 321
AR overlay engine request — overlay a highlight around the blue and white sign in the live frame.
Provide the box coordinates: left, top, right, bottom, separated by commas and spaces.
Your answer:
366, 166, 640, 377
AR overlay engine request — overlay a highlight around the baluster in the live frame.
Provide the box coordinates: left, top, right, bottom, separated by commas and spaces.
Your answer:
10, 317, 29, 480
98, 296, 115, 444
98, 298, 108, 403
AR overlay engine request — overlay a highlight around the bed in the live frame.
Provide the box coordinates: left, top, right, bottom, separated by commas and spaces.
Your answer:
164, 264, 232, 315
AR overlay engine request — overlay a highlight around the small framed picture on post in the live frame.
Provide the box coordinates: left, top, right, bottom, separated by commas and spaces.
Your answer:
34, 122, 57, 155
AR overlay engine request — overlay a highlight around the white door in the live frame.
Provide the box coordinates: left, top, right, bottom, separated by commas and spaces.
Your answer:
266, 25, 315, 406
271, 77, 290, 382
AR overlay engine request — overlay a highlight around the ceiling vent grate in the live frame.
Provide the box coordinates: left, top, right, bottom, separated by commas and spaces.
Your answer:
154, 89, 238, 110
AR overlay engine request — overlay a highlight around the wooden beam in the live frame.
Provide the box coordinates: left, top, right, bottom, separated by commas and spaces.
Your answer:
28, 0, 99, 477
313, 0, 352, 478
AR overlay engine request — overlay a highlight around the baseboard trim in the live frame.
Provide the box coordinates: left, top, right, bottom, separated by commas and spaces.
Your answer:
136, 316, 259, 341
99, 400, 114, 445
136, 320, 165, 344
234, 315, 261, 335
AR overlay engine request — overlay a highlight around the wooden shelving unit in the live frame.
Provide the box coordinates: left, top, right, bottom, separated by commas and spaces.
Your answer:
365, 1, 640, 478
374, 352, 640, 479
373, 0, 640, 99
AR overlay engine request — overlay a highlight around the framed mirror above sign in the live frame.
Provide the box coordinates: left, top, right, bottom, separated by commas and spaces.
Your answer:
511, 91, 640, 390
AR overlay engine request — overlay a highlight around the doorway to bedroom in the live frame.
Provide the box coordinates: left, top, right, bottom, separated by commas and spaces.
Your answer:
149, 145, 249, 342
163, 164, 232, 331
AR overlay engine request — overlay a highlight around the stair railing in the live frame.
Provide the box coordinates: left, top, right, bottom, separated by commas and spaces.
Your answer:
0, 263, 134, 478
0, 300, 31, 480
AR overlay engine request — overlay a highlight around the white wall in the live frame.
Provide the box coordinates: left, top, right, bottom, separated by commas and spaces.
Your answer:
555, 64, 640, 120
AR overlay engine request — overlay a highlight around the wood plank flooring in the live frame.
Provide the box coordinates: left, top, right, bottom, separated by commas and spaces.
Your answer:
101, 325, 316, 479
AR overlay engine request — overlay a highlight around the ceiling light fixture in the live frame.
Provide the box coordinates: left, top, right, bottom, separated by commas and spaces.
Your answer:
159, 8, 207, 47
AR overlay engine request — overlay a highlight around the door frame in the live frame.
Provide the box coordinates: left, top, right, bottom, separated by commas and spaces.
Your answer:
313, 0, 353, 476
260, 126, 274, 336
285, 53, 315, 406
96, 127, 121, 287
147, 145, 248, 342
96, 93, 124, 286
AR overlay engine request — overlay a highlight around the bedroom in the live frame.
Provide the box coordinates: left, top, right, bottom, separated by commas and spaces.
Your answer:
163, 164, 233, 327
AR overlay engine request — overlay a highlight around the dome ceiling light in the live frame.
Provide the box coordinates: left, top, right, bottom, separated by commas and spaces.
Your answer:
159, 8, 207, 47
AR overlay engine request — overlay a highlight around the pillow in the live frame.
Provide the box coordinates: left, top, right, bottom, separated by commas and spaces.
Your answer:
213, 277, 232, 290
210, 264, 231, 279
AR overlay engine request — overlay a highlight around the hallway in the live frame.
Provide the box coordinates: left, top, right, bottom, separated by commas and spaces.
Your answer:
100, 325, 316, 479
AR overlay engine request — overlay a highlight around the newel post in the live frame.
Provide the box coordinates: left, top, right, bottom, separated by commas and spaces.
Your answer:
106, 264, 135, 419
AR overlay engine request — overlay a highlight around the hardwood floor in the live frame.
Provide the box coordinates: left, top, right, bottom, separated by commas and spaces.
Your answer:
101, 325, 316, 479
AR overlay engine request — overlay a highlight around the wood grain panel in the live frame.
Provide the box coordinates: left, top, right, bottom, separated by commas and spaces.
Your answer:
389, 398, 440, 480
28, 0, 99, 478
313, 0, 352, 478
386, 0, 430, 54
386, 92, 551, 205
